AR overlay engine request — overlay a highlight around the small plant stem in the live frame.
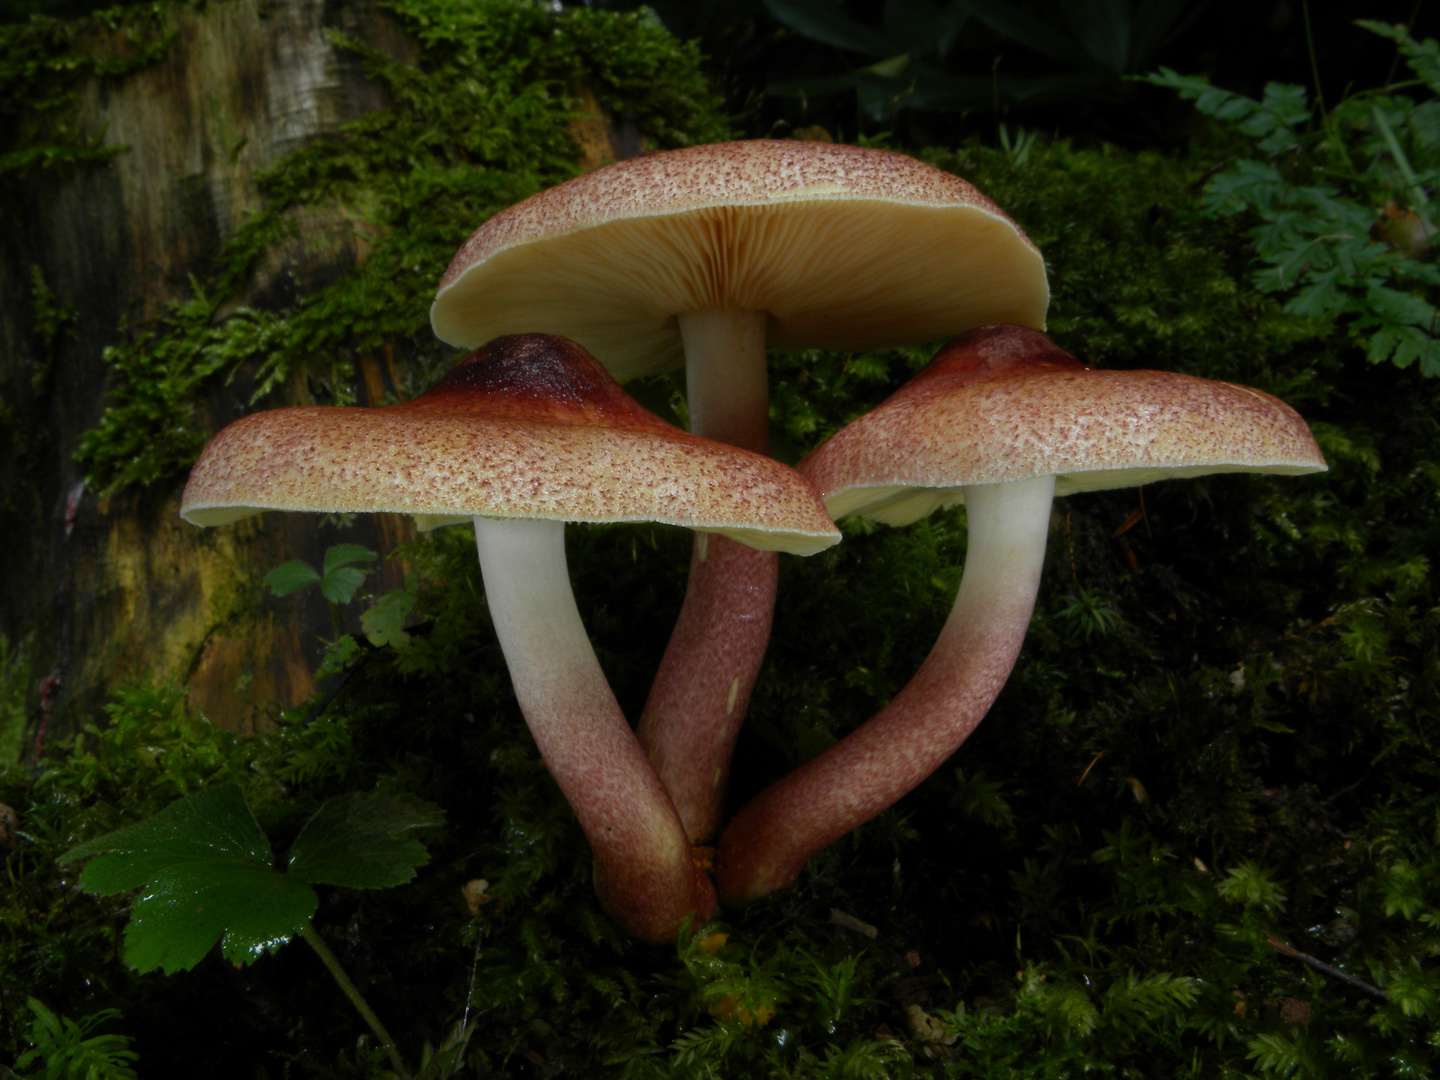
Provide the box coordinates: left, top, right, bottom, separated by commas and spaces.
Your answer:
1265, 936, 1389, 1003
300, 923, 412, 1080
1301, 0, 1326, 119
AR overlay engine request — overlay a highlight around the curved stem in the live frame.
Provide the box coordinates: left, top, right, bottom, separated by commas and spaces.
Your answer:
638, 533, 777, 842
301, 923, 411, 1080
638, 309, 777, 843
474, 516, 714, 942
715, 476, 1056, 906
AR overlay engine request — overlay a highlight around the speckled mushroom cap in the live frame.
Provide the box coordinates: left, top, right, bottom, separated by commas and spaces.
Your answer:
798, 325, 1328, 526
181, 334, 842, 555
430, 140, 1049, 382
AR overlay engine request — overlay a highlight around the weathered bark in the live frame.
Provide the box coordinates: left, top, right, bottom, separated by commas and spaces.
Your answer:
0, 0, 633, 741
0, 0, 422, 738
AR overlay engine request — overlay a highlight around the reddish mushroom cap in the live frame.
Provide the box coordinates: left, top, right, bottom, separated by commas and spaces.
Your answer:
799, 325, 1329, 525
181, 334, 841, 555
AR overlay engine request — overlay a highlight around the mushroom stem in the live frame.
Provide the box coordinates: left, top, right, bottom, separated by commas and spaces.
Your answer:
638, 532, 777, 842
714, 474, 1056, 906
678, 308, 770, 451
638, 308, 778, 842
473, 515, 715, 942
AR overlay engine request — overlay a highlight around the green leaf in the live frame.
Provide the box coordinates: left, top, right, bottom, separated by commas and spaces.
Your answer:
16, 998, 138, 1080
64, 783, 273, 886
124, 857, 317, 973
319, 545, 378, 604
950, 767, 1016, 828
319, 565, 369, 605
62, 785, 318, 973
1371, 323, 1440, 376
264, 546, 377, 604
1386, 957, 1440, 1017
287, 791, 445, 889
1247, 1031, 1308, 1075
965, 0, 1093, 68
263, 559, 323, 597
1383, 860, 1427, 920
1216, 859, 1288, 915
1247, 81, 1310, 151
360, 582, 418, 647
322, 543, 379, 576
1361, 19, 1440, 95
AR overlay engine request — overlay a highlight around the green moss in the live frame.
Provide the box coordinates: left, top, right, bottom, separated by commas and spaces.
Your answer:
25, 264, 77, 392
0, 2, 175, 179
0, 631, 34, 765
76, 0, 730, 494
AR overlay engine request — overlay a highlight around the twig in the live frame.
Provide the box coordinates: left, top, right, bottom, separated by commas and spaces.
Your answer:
1265, 936, 1389, 1002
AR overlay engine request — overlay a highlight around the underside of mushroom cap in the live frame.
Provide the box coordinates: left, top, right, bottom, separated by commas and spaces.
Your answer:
799, 325, 1329, 527
431, 141, 1049, 381
181, 334, 841, 555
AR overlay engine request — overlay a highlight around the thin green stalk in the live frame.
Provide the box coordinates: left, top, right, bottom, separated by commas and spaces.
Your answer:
1301, 0, 1326, 119
300, 922, 412, 1080
1301, 0, 1357, 180
1371, 102, 1434, 230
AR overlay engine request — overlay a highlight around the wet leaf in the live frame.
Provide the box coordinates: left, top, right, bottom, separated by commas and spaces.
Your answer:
62, 785, 317, 973
288, 791, 444, 889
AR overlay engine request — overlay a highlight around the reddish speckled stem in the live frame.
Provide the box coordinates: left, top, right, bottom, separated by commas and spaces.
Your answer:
475, 515, 715, 942
638, 532, 777, 842
715, 475, 1055, 906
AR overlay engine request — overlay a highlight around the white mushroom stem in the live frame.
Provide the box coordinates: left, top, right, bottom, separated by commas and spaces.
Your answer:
715, 474, 1057, 906
473, 515, 714, 942
637, 308, 779, 843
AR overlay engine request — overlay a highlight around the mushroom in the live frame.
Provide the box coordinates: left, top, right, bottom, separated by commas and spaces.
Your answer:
715, 325, 1328, 906
430, 140, 1049, 842
180, 333, 839, 942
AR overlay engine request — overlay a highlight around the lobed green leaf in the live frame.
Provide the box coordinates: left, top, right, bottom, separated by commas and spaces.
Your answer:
287, 791, 444, 889
62, 785, 318, 974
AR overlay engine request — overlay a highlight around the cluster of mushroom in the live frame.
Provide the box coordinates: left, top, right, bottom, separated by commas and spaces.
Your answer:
180, 140, 1326, 942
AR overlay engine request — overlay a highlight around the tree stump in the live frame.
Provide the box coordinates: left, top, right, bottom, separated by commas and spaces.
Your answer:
0, 0, 654, 741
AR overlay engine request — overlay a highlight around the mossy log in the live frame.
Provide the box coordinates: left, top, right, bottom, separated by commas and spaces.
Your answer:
0, 0, 646, 740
